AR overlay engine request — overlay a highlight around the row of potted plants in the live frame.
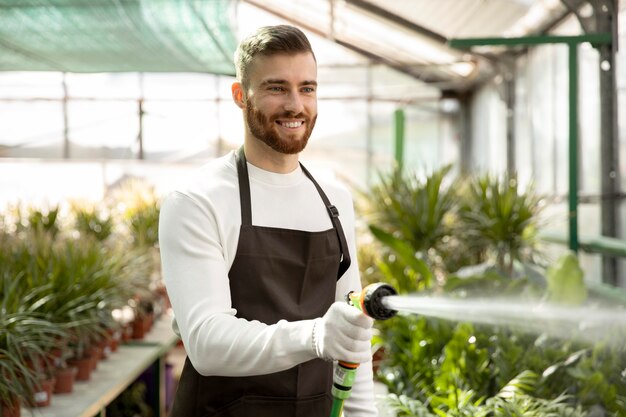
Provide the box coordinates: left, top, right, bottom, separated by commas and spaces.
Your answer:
358, 166, 626, 416
0, 180, 163, 417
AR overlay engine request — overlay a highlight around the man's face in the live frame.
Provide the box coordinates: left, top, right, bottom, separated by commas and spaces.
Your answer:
244, 52, 317, 154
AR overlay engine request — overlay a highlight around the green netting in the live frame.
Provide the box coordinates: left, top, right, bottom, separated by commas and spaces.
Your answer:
0, 0, 238, 74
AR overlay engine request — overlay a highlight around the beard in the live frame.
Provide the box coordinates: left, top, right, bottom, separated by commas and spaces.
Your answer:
245, 101, 317, 155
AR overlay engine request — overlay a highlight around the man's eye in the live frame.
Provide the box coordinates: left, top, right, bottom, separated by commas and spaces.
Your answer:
302, 87, 315, 93
269, 86, 283, 92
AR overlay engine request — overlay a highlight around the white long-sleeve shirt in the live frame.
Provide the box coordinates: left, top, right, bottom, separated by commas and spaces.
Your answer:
159, 150, 377, 416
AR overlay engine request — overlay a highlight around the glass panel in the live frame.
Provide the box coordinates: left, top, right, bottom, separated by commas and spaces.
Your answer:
309, 99, 368, 189
66, 73, 140, 99
578, 44, 601, 195
0, 100, 64, 157
143, 73, 218, 100
67, 100, 138, 159
404, 104, 441, 174
470, 82, 506, 174
142, 101, 218, 162
0, 72, 64, 99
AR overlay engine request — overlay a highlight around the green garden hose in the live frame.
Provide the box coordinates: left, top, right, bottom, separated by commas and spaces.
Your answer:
329, 283, 398, 417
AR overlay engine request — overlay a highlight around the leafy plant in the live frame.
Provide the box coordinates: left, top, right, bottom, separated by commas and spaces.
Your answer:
363, 165, 460, 275
27, 205, 61, 237
458, 174, 544, 276
128, 202, 160, 248
368, 226, 433, 293
72, 203, 114, 242
0, 270, 67, 408
362, 164, 622, 416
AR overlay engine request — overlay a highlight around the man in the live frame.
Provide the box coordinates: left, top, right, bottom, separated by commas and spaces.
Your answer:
159, 25, 377, 416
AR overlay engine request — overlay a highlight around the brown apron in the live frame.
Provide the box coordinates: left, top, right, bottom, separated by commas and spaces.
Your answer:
170, 147, 351, 417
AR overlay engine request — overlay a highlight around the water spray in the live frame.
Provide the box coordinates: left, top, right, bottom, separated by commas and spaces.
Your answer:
330, 283, 398, 417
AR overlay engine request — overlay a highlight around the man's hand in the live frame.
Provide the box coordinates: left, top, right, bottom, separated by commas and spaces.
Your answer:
313, 301, 374, 364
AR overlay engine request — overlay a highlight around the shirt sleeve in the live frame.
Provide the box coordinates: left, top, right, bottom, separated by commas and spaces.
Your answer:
159, 191, 318, 376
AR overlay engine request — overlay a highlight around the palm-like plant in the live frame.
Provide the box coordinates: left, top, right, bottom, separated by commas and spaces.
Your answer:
72, 204, 114, 242
27, 237, 131, 357
458, 173, 544, 276
361, 165, 457, 292
366, 165, 456, 256
0, 266, 66, 411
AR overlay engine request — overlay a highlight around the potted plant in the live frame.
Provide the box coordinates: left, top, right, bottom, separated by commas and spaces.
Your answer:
72, 202, 114, 242
457, 173, 544, 277
0, 306, 65, 412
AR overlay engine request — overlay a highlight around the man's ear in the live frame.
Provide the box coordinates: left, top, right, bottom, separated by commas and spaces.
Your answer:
232, 82, 245, 109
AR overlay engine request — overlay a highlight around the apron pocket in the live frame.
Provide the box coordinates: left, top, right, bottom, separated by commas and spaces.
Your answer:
209, 392, 330, 417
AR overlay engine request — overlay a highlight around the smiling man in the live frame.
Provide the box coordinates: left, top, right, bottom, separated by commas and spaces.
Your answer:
159, 25, 377, 417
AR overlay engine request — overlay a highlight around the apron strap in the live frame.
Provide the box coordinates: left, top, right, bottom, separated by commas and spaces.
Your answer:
235, 146, 253, 226
299, 163, 352, 281
234, 146, 351, 280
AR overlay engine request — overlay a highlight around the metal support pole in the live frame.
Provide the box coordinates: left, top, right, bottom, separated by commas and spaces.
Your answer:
393, 108, 405, 170
504, 70, 516, 174
366, 65, 373, 185
595, 0, 620, 284
599, 41, 619, 283
458, 92, 472, 176
62, 73, 69, 159
568, 42, 579, 252
138, 99, 144, 160
138, 73, 144, 160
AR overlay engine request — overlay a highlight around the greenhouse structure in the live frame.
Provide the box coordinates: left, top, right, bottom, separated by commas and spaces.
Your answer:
1, 1, 626, 416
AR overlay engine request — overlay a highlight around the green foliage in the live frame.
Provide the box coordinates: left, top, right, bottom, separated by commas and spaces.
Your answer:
546, 252, 587, 305
369, 225, 433, 292
0, 184, 165, 410
364, 165, 458, 272
363, 167, 624, 416
376, 313, 602, 416
0, 271, 67, 406
73, 205, 114, 242
26, 205, 60, 237
128, 202, 160, 248
458, 174, 543, 276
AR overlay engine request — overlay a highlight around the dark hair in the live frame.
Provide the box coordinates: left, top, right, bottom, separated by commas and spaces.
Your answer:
234, 25, 315, 89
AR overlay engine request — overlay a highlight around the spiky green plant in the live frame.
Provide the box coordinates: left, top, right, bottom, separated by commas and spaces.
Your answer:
0, 269, 66, 407
366, 165, 456, 255
73, 205, 114, 242
458, 173, 544, 276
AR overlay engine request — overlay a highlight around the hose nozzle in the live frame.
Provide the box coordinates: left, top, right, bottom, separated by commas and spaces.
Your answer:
346, 282, 398, 320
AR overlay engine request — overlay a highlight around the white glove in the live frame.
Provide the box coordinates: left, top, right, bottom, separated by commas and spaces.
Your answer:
312, 301, 374, 364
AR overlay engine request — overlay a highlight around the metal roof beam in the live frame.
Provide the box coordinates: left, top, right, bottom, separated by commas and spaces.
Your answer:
241, 0, 451, 85
344, 0, 448, 44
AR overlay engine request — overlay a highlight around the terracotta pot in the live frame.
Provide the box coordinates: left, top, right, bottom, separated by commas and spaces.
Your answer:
53, 366, 77, 394
67, 357, 92, 381
0, 397, 20, 417
97, 340, 110, 360
110, 337, 119, 352
86, 346, 102, 371
46, 348, 63, 369
121, 324, 132, 343
107, 328, 121, 352
146, 311, 154, 331
24, 356, 46, 374
132, 316, 147, 339
33, 377, 55, 407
